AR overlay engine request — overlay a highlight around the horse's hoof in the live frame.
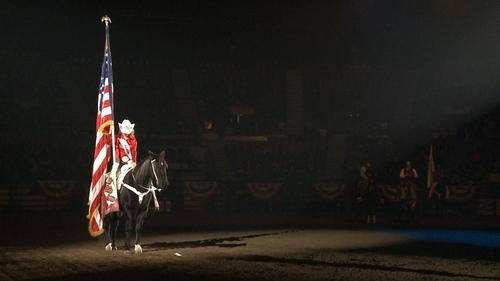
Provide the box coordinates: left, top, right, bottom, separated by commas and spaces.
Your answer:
134, 244, 143, 254
105, 243, 113, 251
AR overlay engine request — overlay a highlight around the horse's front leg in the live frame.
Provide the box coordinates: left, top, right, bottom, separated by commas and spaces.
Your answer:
104, 212, 119, 251
123, 209, 134, 251
134, 210, 148, 253
110, 212, 120, 250
103, 215, 112, 250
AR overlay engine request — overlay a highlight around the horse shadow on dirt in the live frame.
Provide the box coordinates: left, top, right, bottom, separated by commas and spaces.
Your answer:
142, 231, 289, 252
226, 254, 499, 280
337, 240, 500, 262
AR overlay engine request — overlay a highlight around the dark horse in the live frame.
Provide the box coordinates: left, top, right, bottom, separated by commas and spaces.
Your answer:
104, 151, 169, 253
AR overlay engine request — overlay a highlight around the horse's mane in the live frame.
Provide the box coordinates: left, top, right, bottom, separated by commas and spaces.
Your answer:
128, 156, 153, 184
136, 156, 151, 174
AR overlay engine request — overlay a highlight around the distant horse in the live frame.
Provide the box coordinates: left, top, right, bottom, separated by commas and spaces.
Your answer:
104, 151, 169, 253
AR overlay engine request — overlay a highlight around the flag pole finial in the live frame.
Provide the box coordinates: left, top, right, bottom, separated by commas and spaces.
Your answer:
101, 15, 112, 26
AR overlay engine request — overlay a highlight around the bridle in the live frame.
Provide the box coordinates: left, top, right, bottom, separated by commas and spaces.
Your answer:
150, 159, 160, 189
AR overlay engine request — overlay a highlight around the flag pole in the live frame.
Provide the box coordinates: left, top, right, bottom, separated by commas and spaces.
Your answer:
101, 15, 116, 165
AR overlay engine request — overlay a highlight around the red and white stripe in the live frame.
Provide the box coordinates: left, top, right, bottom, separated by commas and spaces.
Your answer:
88, 78, 113, 236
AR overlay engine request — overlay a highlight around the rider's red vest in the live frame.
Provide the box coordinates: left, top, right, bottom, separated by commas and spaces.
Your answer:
115, 133, 137, 163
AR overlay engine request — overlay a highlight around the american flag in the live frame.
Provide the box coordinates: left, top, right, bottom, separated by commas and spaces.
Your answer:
88, 22, 115, 237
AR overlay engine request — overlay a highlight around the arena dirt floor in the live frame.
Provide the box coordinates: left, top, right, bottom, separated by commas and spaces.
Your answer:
1, 220, 500, 281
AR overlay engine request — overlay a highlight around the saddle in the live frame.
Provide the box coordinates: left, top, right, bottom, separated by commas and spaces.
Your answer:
117, 163, 134, 190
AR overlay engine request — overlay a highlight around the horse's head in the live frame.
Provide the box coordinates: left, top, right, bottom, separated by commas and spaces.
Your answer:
148, 150, 169, 190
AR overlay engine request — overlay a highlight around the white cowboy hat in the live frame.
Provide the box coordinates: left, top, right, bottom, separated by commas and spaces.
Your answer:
118, 119, 135, 134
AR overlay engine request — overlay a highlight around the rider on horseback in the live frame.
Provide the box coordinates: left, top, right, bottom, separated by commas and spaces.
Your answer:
104, 119, 170, 253
110, 119, 138, 187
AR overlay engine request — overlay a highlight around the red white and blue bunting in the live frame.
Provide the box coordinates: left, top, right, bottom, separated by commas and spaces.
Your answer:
315, 183, 347, 201
247, 183, 282, 200
378, 184, 402, 203
183, 181, 218, 211
39, 180, 77, 199
184, 181, 218, 198
446, 185, 478, 203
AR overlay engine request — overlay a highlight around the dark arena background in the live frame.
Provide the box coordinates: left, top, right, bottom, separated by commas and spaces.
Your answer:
1, 1, 500, 280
